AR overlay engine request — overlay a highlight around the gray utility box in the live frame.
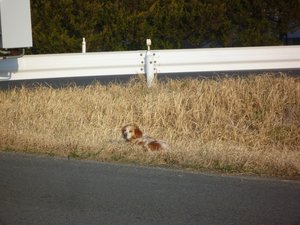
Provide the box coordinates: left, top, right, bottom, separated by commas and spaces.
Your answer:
0, 0, 33, 48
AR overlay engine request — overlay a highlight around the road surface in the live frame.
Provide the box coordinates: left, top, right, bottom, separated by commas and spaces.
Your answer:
0, 152, 299, 225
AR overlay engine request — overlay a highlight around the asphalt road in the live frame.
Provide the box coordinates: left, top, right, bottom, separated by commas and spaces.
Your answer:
0, 152, 299, 225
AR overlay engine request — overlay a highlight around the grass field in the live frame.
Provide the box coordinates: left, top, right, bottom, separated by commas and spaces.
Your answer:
0, 74, 299, 179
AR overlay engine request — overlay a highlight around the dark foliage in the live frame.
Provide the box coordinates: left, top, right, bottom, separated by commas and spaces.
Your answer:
29, 0, 300, 54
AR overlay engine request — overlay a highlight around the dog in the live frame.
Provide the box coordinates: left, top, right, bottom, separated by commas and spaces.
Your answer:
121, 124, 168, 151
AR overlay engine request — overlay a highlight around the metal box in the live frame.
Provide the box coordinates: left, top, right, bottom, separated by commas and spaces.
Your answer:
0, 0, 33, 48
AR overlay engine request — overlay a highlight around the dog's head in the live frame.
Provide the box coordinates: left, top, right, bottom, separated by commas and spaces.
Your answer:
121, 124, 143, 141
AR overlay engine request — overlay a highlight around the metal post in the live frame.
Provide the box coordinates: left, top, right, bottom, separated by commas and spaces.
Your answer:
145, 39, 154, 87
82, 37, 86, 53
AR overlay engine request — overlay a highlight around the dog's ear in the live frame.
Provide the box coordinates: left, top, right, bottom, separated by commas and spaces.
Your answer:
134, 127, 143, 138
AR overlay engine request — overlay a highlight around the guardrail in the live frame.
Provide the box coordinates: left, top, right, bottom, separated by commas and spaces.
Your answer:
1, 43, 300, 87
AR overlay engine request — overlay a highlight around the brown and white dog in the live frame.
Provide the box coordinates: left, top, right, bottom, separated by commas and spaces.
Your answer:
121, 124, 168, 151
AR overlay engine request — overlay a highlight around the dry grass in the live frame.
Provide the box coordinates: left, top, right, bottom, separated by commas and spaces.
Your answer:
0, 74, 299, 179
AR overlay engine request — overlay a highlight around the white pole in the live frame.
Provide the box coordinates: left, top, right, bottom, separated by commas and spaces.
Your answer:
82, 37, 86, 53
146, 39, 151, 51
146, 39, 154, 87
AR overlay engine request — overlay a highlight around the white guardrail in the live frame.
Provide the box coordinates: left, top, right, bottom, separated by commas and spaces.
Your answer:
1, 43, 300, 87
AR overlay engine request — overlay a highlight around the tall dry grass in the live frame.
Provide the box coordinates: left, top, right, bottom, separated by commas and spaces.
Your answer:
0, 74, 299, 178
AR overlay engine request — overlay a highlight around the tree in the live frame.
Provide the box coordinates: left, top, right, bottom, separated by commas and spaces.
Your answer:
28, 0, 300, 54
30, 0, 105, 53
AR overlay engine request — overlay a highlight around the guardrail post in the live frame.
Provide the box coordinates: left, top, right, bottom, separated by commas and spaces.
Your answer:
145, 39, 154, 87
82, 37, 86, 53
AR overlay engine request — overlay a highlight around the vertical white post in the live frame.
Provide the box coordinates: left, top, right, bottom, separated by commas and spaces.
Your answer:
82, 37, 86, 53
146, 39, 154, 87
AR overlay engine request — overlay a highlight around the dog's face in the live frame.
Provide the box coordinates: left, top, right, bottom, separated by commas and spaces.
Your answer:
121, 124, 143, 141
